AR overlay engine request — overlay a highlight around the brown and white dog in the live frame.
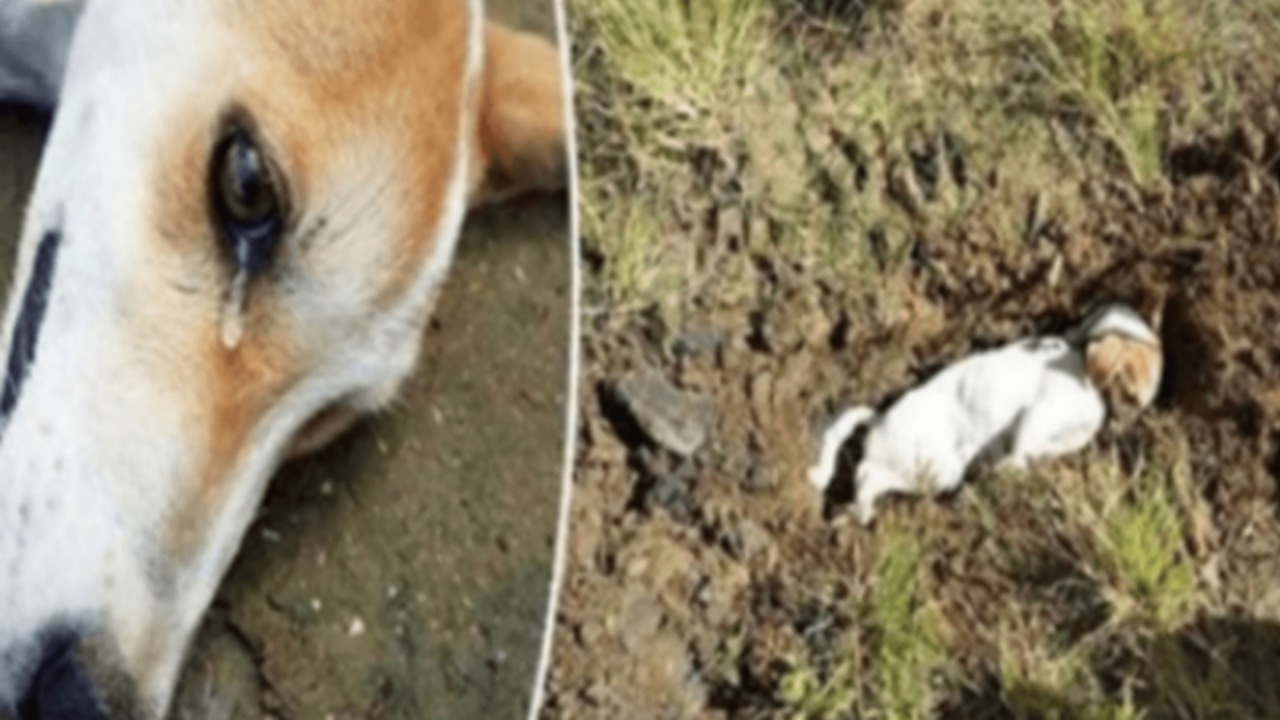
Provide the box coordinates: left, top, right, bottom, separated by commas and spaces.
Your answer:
0, 1, 566, 717
810, 305, 1163, 525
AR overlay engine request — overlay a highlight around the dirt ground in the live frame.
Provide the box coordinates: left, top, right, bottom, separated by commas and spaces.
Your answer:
545, 3, 1280, 718
0, 3, 570, 718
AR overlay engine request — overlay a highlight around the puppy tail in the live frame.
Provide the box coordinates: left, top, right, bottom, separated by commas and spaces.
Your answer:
809, 406, 877, 492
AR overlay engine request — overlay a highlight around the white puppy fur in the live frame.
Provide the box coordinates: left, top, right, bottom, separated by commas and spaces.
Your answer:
810, 305, 1162, 525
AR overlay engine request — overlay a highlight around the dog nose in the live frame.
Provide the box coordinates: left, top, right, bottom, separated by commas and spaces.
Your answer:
16, 633, 109, 720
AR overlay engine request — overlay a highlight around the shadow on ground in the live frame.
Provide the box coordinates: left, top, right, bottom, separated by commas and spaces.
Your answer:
946, 617, 1280, 720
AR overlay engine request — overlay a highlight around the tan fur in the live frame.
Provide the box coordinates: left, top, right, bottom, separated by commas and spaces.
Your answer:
230, 0, 472, 299
1085, 334, 1163, 408
141, 1, 566, 562
168, 333, 302, 561
472, 23, 567, 205
147, 116, 303, 561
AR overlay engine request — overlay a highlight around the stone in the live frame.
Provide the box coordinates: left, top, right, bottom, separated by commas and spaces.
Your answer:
611, 368, 717, 456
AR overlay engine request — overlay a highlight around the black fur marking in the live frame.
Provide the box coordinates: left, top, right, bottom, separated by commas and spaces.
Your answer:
16, 631, 109, 720
1, 231, 61, 417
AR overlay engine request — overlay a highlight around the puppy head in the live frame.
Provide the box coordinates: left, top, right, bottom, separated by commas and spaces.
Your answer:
1075, 303, 1163, 411
0, 1, 566, 717
1085, 332, 1163, 410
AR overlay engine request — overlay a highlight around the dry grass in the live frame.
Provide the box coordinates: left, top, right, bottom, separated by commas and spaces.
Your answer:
576, 0, 1268, 320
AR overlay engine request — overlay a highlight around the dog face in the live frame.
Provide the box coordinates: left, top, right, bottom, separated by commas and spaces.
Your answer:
0, 1, 565, 716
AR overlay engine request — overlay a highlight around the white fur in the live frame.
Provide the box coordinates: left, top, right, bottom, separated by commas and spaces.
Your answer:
0, 0, 489, 715
811, 306, 1159, 525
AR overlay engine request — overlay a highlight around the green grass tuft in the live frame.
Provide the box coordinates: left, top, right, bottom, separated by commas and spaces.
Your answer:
1096, 466, 1197, 629
981, 0, 1242, 184
776, 656, 859, 720
867, 527, 945, 720
579, 0, 766, 112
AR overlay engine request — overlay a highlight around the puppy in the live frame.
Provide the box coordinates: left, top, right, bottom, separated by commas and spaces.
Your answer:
810, 305, 1162, 525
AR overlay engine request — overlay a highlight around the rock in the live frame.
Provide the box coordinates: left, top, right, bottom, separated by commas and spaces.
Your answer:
635, 450, 699, 521
618, 590, 665, 653
640, 473, 691, 522
610, 368, 717, 456
673, 325, 728, 358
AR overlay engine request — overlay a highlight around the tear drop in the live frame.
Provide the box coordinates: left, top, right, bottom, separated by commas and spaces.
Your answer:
220, 269, 249, 349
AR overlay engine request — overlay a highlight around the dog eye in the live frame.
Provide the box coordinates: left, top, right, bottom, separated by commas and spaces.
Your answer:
211, 128, 288, 273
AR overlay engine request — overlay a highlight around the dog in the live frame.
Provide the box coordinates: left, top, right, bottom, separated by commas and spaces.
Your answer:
809, 305, 1162, 525
0, 1, 566, 718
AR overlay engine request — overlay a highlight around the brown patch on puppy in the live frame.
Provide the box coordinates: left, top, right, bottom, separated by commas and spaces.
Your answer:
1086, 334, 1163, 410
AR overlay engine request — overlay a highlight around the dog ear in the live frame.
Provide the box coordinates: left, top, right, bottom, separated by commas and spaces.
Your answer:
1087, 335, 1162, 409
1085, 335, 1123, 391
1123, 343, 1162, 408
470, 23, 567, 207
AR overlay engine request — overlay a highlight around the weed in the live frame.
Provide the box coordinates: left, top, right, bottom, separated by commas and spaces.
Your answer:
1095, 466, 1197, 629
980, 0, 1242, 183
579, 0, 766, 112
776, 657, 859, 720
866, 525, 945, 720
996, 614, 1143, 720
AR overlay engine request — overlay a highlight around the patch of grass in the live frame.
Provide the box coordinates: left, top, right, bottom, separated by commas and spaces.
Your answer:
580, 181, 678, 315
772, 525, 946, 720
705, 628, 750, 692
1147, 633, 1248, 718
1146, 621, 1280, 718
775, 592, 863, 720
579, 0, 766, 112
776, 656, 859, 720
574, 0, 1269, 318
865, 525, 945, 720
1037, 453, 1198, 633
980, 0, 1243, 184
572, 0, 776, 321
1094, 466, 1198, 629
996, 614, 1143, 720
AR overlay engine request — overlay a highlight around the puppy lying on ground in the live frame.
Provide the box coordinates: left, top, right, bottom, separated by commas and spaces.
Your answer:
809, 305, 1162, 525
